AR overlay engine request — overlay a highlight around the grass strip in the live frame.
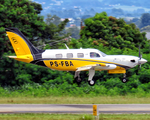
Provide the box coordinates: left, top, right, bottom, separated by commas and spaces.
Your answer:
1, 96, 150, 104
0, 113, 150, 120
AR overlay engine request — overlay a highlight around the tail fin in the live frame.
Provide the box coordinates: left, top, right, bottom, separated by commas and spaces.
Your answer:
5, 28, 44, 63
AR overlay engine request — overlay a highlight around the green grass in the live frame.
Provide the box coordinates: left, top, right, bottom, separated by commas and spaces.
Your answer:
1, 95, 150, 104
0, 114, 150, 120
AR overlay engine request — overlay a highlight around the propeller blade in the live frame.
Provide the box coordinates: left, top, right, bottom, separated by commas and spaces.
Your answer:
137, 45, 142, 75
139, 45, 142, 60
138, 64, 141, 70
137, 45, 147, 75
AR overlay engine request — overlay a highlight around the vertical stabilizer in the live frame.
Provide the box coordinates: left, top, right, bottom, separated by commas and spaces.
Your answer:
5, 28, 43, 63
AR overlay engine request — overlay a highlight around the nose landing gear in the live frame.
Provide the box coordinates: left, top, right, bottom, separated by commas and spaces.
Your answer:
122, 74, 128, 83
88, 80, 96, 86
88, 69, 96, 86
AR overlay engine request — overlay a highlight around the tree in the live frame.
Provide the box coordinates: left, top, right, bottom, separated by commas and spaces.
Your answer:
80, 12, 147, 49
131, 18, 140, 23
46, 14, 61, 26
0, 0, 46, 86
30, 1, 43, 14
44, 14, 70, 48
138, 13, 150, 28
66, 26, 80, 39
0, 0, 45, 55
141, 25, 150, 32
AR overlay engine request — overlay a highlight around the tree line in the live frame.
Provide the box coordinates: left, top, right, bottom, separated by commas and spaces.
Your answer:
0, 0, 150, 96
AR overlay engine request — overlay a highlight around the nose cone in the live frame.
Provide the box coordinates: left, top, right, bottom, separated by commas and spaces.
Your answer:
139, 58, 147, 64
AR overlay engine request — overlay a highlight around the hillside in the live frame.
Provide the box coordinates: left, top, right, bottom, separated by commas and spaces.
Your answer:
32, 0, 150, 18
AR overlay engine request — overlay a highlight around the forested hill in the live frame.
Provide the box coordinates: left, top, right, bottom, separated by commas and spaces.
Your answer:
105, 0, 150, 7
33, 0, 150, 10
33, 0, 150, 7
32, 0, 150, 18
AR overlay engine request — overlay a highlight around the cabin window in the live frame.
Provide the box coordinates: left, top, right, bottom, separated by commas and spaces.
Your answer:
90, 52, 100, 57
67, 53, 73, 58
77, 53, 84, 58
56, 54, 62, 58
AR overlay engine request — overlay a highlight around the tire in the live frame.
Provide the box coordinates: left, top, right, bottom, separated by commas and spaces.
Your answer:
88, 80, 95, 86
122, 78, 127, 83
74, 77, 82, 85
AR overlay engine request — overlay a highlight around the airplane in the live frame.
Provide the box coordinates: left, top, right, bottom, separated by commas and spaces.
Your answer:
5, 28, 147, 86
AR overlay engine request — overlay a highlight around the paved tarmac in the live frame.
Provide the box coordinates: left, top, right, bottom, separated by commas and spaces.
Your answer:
0, 104, 150, 114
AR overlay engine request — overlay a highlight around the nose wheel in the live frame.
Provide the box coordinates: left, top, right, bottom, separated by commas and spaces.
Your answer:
88, 80, 96, 86
88, 69, 96, 86
122, 78, 127, 83
122, 74, 128, 83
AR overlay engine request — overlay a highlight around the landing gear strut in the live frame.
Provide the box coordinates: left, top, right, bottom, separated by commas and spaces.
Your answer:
88, 69, 96, 86
74, 71, 82, 85
74, 68, 96, 86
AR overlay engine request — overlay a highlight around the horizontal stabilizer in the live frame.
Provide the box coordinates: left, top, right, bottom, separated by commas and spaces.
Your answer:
8, 56, 17, 59
8, 55, 31, 63
8, 56, 29, 59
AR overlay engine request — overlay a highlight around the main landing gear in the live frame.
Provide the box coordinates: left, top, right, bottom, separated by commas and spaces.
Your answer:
122, 73, 128, 83
74, 71, 82, 85
74, 71, 128, 86
74, 69, 96, 86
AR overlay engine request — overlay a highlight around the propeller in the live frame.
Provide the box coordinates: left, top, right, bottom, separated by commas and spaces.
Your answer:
137, 45, 147, 71
139, 46, 142, 59
138, 45, 142, 70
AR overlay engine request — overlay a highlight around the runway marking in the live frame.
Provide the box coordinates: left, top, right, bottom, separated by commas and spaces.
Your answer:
0, 104, 150, 114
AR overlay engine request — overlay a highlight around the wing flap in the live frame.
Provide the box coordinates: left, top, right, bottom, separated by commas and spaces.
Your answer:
76, 63, 117, 72
76, 66, 92, 71
76, 63, 105, 71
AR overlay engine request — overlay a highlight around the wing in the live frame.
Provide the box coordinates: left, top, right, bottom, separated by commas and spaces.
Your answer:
76, 63, 117, 72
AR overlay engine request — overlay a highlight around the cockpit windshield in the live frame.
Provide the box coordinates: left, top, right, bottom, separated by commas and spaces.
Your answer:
99, 51, 107, 57
90, 52, 100, 57
90, 50, 107, 58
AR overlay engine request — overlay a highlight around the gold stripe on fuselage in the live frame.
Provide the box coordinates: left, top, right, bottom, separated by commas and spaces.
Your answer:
43, 58, 126, 71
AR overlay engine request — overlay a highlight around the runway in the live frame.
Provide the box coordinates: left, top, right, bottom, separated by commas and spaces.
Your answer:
0, 104, 150, 114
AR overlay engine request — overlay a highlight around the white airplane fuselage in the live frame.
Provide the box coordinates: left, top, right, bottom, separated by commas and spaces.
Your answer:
41, 49, 147, 72
5, 28, 147, 86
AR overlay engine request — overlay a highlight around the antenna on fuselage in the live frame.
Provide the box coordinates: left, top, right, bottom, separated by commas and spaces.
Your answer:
65, 44, 69, 49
